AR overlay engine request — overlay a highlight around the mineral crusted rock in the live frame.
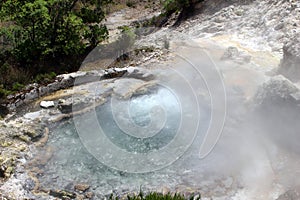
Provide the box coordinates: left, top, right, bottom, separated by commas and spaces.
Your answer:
278, 34, 300, 82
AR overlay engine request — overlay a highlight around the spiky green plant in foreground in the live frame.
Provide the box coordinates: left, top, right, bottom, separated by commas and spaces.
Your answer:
109, 191, 201, 200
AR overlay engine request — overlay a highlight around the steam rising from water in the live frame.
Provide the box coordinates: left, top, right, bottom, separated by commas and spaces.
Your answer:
41, 70, 300, 199
34, 39, 300, 199
98, 87, 181, 153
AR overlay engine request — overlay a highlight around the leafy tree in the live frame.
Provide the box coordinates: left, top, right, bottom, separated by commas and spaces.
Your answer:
0, 0, 110, 63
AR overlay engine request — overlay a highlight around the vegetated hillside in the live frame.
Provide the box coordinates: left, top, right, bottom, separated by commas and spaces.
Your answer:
0, 0, 166, 101
0, 0, 196, 105
0, 0, 109, 97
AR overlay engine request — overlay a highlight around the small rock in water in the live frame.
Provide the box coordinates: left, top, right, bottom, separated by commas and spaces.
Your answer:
76, 194, 85, 200
85, 192, 94, 199
65, 129, 73, 136
49, 190, 76, 199
221, 46, 251, 64
40, 101, 55, 109
74, 184, 90, 193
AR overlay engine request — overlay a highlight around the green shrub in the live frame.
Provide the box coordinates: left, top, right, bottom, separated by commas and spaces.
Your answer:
0, 85, 12, 98
34, 72, 57, 85
12, 82, 24, 92
0, 61, 31, 90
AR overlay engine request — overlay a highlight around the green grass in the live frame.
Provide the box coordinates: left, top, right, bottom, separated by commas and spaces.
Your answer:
0, 85, 12, 98
34, 72, 57, 85
12, 82, 24, 92
109, 192, 201, 200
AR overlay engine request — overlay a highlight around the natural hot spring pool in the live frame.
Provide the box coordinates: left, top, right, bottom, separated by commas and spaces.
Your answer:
32, 86, 217, 198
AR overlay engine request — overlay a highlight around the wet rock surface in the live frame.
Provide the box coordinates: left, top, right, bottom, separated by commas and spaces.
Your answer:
0, 120, 45, 199
276, 189, 300, 200
49, 189, 77, 199
254, 75, 300, 105
278, 34, 300, 82
44, 67, 157, 121
221, 46, 252, 64
74, 184, 90, 193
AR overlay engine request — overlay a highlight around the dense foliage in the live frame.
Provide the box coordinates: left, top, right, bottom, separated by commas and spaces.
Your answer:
0, 0, 109, 61
0, 0, 110, 95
